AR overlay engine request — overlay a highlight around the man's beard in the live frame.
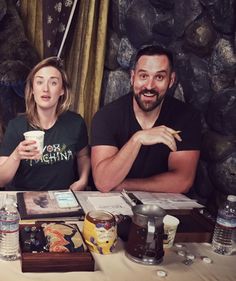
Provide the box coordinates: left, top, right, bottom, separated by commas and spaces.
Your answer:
134, 88, 165, 112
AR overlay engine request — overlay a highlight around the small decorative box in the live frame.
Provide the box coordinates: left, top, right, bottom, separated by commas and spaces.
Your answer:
19, 222, 95, 272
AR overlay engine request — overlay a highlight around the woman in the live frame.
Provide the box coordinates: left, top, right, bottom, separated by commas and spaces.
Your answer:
0, 57, 90, 191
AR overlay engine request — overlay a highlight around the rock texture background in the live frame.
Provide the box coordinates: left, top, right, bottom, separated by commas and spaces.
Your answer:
0, 0, 39, 132
0, 0, 235, 212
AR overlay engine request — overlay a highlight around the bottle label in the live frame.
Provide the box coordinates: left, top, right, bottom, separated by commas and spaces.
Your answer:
0, 219, 19, 233
217, 217, 236, 228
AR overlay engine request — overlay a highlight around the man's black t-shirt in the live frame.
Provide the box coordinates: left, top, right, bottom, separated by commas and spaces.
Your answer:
91, 93, 201, 179
0, 111, 88, 190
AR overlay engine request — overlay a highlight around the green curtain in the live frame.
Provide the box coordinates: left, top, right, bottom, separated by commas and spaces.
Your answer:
19, 0, 109, 131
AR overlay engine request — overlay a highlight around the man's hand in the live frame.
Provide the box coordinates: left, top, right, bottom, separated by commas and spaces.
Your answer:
135, 125, 182, 151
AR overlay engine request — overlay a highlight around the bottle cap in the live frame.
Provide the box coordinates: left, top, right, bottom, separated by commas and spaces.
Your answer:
202, 257, 212, 264
186, 254, 195, 260
177, 250, 186, 256
156, 270, 167, 277
227, 195, 236, 202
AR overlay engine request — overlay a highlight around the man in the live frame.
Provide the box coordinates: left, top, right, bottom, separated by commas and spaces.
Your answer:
91, 45, 201, 193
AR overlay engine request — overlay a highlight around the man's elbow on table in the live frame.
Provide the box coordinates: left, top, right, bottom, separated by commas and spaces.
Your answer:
177, 176, 195, 194
93, 175, 116, 193
0, 179, 9, 188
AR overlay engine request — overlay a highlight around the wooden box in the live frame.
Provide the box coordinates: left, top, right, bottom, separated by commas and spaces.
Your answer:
168, 209, 215, 243
117, 208, 215, 243
19, 222, 95, 272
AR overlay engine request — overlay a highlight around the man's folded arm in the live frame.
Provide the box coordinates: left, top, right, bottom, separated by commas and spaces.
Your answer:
91, 134, 142, 192
114, 150, 200, 193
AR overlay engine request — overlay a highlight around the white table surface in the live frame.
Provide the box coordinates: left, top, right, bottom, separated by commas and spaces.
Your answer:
0, 191, 235, 281
1, 237, 236, 281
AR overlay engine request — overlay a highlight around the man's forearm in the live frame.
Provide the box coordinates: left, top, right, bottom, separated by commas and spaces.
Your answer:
116, 171, 194, 193
92, 134, 142, 192
115, 150, 200, 193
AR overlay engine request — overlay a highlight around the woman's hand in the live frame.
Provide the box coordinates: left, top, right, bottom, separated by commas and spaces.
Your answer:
70, 179, 88, 191
12, 139, 42, 161
70, 146, 90, 191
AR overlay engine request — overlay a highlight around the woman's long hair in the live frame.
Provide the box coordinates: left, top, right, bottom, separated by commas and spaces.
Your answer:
25, 57, 71, 129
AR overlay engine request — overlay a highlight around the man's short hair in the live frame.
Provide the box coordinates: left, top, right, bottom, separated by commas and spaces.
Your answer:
134, 45, 174, 71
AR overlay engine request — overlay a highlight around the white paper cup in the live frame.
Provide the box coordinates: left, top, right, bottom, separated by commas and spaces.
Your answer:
163, 215, 180, 248
23, 130, 45, 155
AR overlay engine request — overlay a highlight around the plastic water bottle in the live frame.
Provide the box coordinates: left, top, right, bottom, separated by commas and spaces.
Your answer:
212, 195, 236, 255
0, 197, 20, 260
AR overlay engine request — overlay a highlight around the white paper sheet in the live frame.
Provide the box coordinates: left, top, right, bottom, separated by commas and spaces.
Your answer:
134, 192, 204, 209
87, 195, 133, 216
74, 191, 204, 216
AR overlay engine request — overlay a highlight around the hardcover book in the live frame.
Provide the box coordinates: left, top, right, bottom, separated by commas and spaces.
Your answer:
17, 190, 85, 220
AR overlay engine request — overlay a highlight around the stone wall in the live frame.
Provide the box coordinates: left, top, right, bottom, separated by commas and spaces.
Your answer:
0, 0, 39, 135
102, 0, 236, 212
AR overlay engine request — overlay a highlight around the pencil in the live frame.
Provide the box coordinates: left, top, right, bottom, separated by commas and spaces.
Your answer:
172, 130, 181, 135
